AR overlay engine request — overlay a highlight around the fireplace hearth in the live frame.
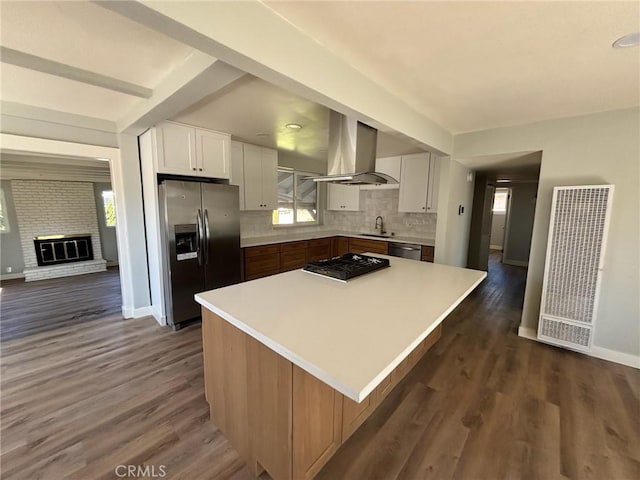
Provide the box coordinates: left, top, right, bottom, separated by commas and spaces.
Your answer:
33, 234, 94, 267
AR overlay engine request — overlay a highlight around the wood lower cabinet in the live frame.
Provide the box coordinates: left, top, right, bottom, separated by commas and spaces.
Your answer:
202, 309, 442, 480
280, 241, 308, 272
348, 238, 389, 255
331, 237, 349, 257
292, 366, 343, 480
421, 245, 435, 263
245, 244, 281, 280
308, 238, 332, 262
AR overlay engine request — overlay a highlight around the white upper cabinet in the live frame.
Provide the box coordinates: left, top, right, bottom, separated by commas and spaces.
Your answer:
398, 152, 440, 213
327, 183, 361, 211
156, 122, 197, 175
196, 129, 230, 178
230, 141, 245, 210
155, 121, 230, 179
359, 155, 401, 190
242, 143, 278, 211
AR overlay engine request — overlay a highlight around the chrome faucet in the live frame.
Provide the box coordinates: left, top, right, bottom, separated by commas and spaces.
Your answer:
375, 216, 386, 235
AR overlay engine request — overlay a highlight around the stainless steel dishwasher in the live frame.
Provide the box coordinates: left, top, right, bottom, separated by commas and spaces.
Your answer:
388, 242, 422, 260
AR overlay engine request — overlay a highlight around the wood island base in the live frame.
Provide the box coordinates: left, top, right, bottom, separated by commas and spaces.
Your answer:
202, 309, 442, 480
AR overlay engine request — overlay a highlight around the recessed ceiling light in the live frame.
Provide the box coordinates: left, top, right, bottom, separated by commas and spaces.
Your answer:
285, 123, 302, 130
613, 32, 640, 48
496, 179, 510, 183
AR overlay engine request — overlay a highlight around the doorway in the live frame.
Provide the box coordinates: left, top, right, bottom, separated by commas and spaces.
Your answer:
489, 187, 510, 262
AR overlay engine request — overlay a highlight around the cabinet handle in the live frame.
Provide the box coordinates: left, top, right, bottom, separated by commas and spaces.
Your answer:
192, 168, 196, 171
199, 168, 203, 171
422, 206, 426, 210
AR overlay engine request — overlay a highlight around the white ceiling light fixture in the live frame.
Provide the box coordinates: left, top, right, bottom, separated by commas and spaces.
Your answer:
612, 32, 640, 48
496, 179, 511, 183
285, 123, 302, 130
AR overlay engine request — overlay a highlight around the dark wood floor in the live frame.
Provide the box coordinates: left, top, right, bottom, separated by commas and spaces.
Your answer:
0, 268, 122, 342
1, 254, 638, 479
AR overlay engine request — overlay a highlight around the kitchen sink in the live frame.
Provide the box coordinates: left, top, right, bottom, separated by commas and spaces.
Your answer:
359, 233, 392, 238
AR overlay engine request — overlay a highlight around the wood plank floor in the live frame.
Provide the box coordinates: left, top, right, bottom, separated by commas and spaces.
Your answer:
1, 253, 638, 479
0, 268, 122, 342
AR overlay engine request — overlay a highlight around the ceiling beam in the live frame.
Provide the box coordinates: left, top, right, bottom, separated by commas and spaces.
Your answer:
95, 0, 453, 154
0, 46, 153, 99
116, 53, 245, 135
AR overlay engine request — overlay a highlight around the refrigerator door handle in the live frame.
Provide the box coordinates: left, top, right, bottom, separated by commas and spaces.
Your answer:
203, 209, 211, 266
196, 209, 203, 266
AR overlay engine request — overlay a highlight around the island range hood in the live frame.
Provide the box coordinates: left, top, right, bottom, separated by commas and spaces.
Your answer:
312, 111, 398, 185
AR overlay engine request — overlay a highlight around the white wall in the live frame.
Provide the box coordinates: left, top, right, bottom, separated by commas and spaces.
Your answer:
434, 158, 475, 267
503, 183, 537, 266
489, 212, 505, 249
454, 108, 640, 361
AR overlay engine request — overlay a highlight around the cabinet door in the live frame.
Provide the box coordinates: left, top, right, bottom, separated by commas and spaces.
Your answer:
327, 184, 344, 211
156, 122, 197, 175
196, 129, 230, 179
398, 153, 430, 213
230, 141, 245, 210
426, 155, 440, 213
260, 148, 278, 210
377, 155, 402, 182
292, 366, 343, 480
327, 184, 360, 211
243, 144, 264, 210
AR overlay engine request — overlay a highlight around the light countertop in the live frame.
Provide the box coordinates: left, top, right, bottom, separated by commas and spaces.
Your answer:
195, 255, 485, 403
241, 230, 435, 248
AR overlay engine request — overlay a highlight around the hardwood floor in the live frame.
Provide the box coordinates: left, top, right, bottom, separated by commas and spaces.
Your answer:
0, 268, 122, 342
1, 254, 638, 479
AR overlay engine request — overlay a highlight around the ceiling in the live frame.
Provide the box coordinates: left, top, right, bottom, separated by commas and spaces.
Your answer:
172, 75, 423, 162
457, 151, 542, 181
0, 1, 637, 167
265, 1, 640, 133
0, 1, 195, 121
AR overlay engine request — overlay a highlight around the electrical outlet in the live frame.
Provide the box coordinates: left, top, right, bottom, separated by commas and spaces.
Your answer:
5, 266, 12, 273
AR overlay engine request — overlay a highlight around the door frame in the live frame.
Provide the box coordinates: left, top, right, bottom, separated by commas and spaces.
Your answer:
0, 133, 143, 318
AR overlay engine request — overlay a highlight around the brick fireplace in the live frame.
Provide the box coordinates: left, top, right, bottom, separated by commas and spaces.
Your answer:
12, 180, 107, 281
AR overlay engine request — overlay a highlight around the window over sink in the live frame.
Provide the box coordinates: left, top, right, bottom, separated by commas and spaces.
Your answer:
272, 168, 319, 226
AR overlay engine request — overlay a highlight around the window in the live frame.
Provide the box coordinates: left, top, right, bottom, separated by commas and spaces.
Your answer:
0, 188, 9, 233
102, 190, 116, 227
272, 169, 319, 226
492, 188, 509, 213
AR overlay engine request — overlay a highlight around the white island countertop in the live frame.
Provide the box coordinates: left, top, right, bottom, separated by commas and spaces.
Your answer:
195, 255, 485, 402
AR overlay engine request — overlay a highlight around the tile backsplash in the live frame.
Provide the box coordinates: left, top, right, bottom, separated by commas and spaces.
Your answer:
324, 189, 437, 238
240, 189, 437, 239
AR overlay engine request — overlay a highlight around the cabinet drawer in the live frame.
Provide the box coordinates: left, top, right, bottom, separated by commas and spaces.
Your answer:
280, 240, 309, 253
245, 244, 280, 258
308, 238, 332, 262
421, 246, 435, 263
245, 254, 280, 277
281, 250, 308, 271
348, 238, 388, 255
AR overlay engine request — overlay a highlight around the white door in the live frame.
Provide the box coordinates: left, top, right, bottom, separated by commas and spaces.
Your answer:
327, 184, 344, 210
196, 129, 230, 179
327, 184, 360, 210
157, 122, 196, 175
398, 153, 430, 213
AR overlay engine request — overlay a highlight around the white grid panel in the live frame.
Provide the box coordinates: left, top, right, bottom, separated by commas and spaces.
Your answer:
538, 185, 614, 351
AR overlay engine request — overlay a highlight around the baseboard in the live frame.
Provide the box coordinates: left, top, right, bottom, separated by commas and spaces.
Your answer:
106, 261, 119, 267
489, 245, 503, 251
0, 272, 25, 281
121, 305, 154, 319
503, 259, 528, 267
518, 325, 639, 369
591, 346, 640, 369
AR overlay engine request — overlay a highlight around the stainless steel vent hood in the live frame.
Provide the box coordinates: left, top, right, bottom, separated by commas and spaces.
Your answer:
312, 111, 398, 185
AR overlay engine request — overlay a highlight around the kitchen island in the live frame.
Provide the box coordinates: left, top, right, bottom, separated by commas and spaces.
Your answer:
195, 255, 485, 480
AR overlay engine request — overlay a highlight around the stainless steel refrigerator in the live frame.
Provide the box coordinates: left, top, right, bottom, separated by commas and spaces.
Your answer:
158, 179, 242, 329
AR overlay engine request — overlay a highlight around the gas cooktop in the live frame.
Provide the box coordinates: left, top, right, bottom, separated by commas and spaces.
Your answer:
303, 253, 390, 281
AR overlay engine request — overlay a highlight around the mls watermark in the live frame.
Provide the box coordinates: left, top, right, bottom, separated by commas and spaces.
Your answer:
115, 465, 167, 478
